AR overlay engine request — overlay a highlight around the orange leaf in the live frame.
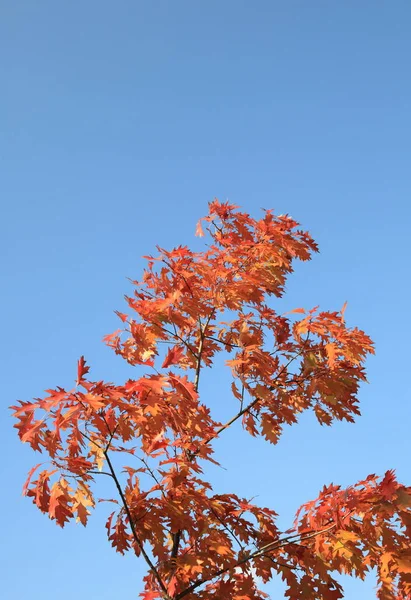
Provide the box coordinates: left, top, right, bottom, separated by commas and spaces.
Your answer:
210, 544, 233, 555
325, 342, 338, 369
195, 219, 205, 237
341, 300, 348, 323
82, 393, 105, 410
284, 307, 306, 315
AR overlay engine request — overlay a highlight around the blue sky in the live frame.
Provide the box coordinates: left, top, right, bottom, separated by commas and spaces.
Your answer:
2, 1, 411, 598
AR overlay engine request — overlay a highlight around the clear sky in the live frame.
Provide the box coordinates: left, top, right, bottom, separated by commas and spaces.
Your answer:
2, 2, 411, 598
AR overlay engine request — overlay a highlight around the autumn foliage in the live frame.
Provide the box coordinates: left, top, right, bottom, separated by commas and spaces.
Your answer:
12, 201, 411, 599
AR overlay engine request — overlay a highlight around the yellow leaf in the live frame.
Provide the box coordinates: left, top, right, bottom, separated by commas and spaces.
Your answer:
89, 440, 105, 471
332, 540, 353, 559
325, 343, 337, 369
210, 544, 233, 555
337, 530, 358, 543
73, 482, 94, 526
141, 349, 155, 361
380, 552, 394, 579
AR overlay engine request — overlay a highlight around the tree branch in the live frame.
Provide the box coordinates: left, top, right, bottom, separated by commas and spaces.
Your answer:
175, 520, 339, 599
203, 335, 241, 349
86, 470, 113, 477
104, 449, 171, 599
194, 313, 213, 391
171, 311, 214, 572
199, 344, 308, 450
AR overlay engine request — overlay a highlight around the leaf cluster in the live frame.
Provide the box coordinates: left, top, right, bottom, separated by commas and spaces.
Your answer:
12, 201, 410, 600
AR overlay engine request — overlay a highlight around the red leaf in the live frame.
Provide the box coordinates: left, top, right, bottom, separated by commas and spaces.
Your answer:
139, 592, 161, 600
167, 576, 178, 596
146, 431, 168, 455
105, 511, 115, 537
380, 470, 398, 500
49, 481, 72, 527
109, 515, 131, 554
115, 310, 128, 323
22, 463, 43, 496
76, 356, 90, 386
21, 419, 44, 444
161, 345, 185, 369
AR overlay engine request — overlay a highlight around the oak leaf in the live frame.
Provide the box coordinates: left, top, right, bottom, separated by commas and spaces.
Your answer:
162, 345, 185, 369
76, 355, 90, 385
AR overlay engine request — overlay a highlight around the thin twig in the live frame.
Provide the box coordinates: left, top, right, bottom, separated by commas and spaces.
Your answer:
86, 470, 113, 477
203, 335, 241, 349
209, 507, 244, 551
264, 554, 303, 573
164, 325, 198, 359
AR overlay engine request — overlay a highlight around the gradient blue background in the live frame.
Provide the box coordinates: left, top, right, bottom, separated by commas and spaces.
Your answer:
2, 2, 410, 598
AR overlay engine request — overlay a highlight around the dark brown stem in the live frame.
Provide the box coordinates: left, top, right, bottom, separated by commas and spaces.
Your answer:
170, 311, 214, 572
104, 450, 171, 599
193, 314, 212, 390
209, 506, 244, 551
203, 335, 241, 349
164, 325, 198, 359
171, 530, 181, 562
